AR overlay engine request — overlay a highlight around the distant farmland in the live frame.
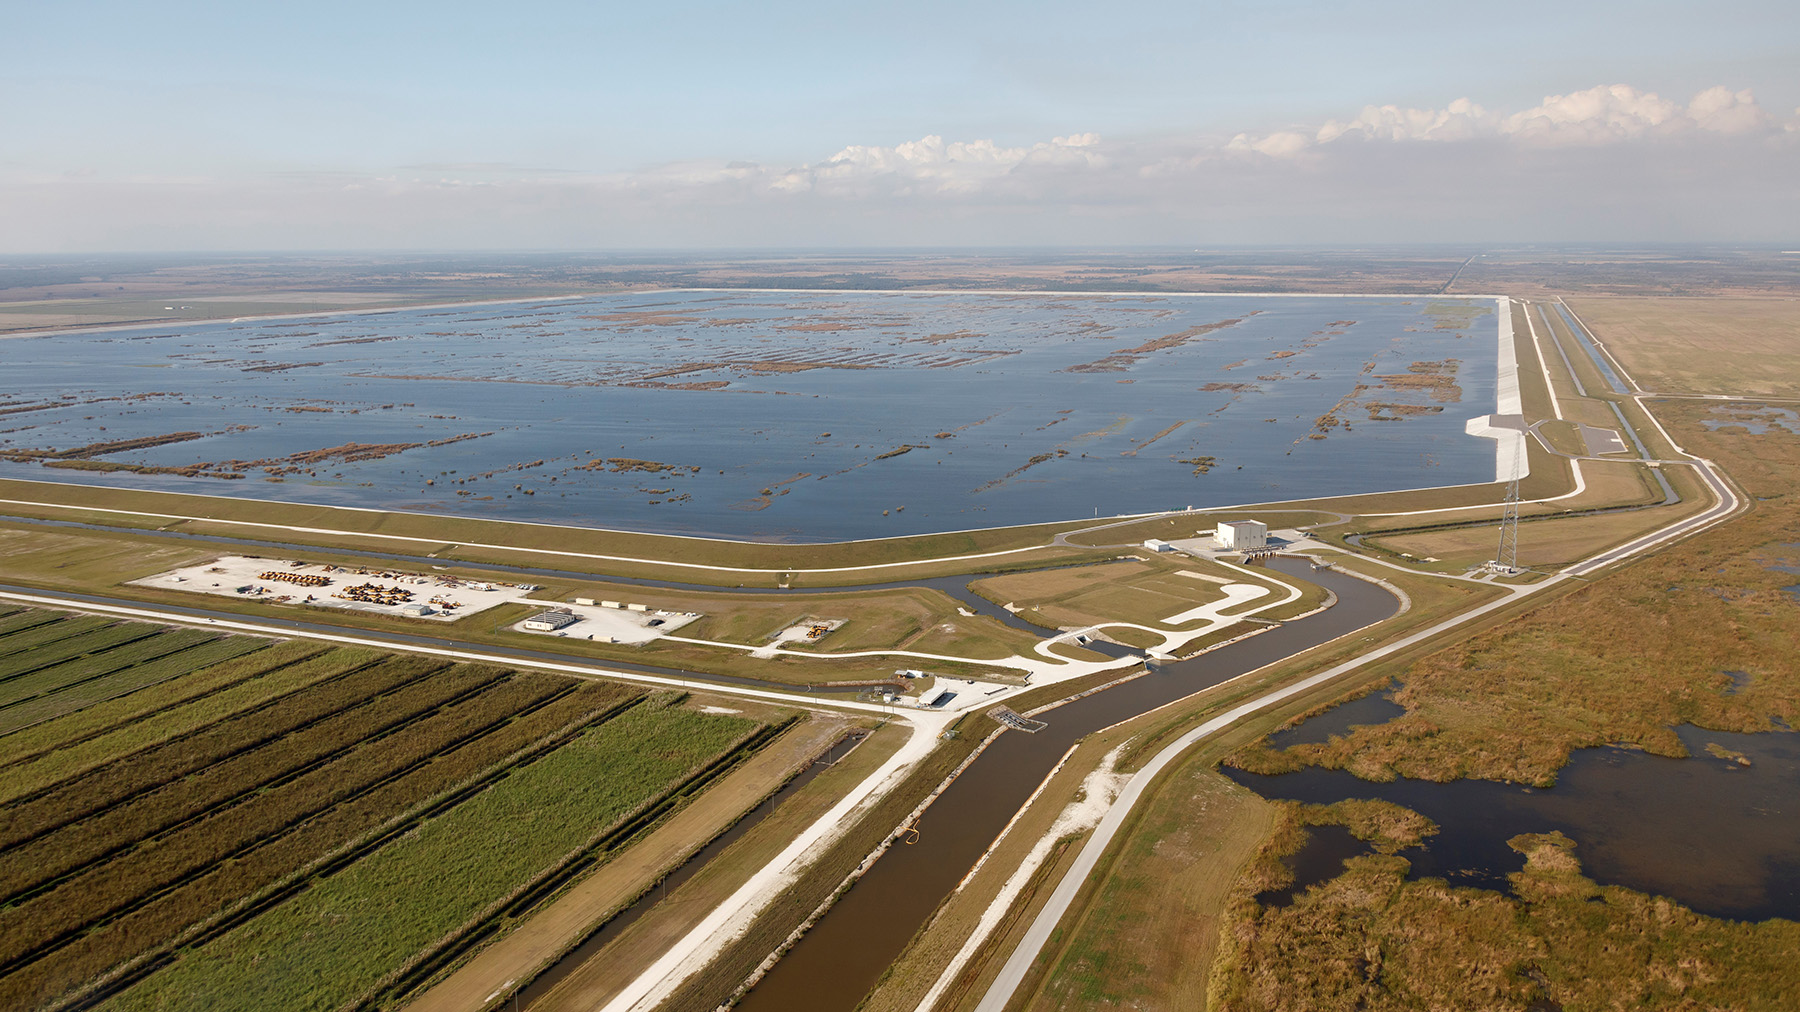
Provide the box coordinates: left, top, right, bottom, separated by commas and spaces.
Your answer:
0, 606, 773, 1012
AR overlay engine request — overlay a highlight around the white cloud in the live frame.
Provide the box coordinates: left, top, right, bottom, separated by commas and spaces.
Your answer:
1230, 84, 1796, 157
1499, 83, 1684, 142
1316, 97, 1498, 144
770, 133, 1106, 196
1684, 86, 1771, 135
3, 83, 1796, 251
1225, 130, 1313, 158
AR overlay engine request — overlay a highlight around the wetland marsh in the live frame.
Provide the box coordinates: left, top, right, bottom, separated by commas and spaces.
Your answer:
0, 291, 1497, 540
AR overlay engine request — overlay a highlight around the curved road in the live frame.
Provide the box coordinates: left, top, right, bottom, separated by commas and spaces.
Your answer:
715, 559, 1399, 1012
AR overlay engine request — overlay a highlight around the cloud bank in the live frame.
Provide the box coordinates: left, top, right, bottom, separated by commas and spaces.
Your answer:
1232, 84, 1784, 153
5, 85, 1796, 251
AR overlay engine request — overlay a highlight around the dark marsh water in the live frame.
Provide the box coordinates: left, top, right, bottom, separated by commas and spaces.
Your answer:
1231, 724, 1800, 921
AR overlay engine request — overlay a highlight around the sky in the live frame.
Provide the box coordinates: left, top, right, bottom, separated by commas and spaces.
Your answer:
3, 0, 1797, 251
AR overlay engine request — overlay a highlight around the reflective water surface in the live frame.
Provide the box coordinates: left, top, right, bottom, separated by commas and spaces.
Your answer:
3, 292, 1496, 540
1230, 724, 1800, 920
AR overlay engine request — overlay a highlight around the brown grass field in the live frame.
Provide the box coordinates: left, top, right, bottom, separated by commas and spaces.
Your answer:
1032, 767, 1276, 1012
1570, 296, 1800, 397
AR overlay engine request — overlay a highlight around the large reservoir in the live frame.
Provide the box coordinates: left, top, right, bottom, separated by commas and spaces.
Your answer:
0, 291, 1498, 541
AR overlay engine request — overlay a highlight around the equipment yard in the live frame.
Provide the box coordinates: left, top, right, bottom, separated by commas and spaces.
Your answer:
129, 555, 540, 622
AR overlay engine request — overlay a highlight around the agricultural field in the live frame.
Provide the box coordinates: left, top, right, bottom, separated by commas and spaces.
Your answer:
0, 607, 775, 1012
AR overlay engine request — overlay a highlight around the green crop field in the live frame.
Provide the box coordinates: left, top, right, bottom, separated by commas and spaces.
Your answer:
99, 699, 760, 1012
0, 615, 136, 671
0, 606, 774, 1012
0, 633, 263, 734
0, 643, 363, 801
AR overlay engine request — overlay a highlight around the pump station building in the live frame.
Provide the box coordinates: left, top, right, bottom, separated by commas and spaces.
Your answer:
1215, 519, 1268, 551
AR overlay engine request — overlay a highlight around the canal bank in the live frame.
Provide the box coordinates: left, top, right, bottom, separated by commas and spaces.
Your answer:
648, 558, 1399, 1012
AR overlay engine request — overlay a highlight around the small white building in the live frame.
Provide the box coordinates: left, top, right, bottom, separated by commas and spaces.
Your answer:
917, 687, 953, 708
522, 609, 579, 632
1142, 539, 1173, 553
399, 603, 435, 617
1216, 519, 1268, 550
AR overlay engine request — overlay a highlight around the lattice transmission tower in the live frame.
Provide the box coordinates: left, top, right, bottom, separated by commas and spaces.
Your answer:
1490, 430, 1523, 574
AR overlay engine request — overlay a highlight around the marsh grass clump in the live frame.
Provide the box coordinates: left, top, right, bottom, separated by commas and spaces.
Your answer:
1213, 808, 1800, 1011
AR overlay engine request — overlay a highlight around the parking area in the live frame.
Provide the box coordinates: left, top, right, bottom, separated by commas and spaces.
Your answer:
509, 602, 699, 644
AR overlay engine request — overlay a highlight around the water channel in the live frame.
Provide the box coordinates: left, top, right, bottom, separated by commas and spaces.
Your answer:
731, 557, 1399, 1012
0, 514, 1389, 1006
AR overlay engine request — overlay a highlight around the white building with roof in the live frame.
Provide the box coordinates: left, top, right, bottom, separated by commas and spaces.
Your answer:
1215, 519, 1268, 551
522, 609, 579, 631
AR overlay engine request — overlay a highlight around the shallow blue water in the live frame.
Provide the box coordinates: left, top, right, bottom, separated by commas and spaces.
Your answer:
0, 291, 1496, 540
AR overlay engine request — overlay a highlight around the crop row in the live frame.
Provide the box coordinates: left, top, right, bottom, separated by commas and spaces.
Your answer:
0, 644, 357, 805
0, 655, 446, 850
0, 659, 500, 905
0, 628, 218, 711
381, 713, 800, 1003
101, 701, 760, 1012
0, 640, 329, 769
0, 614, 109, 657
0, 667, 550, 968
0, 635, 262, 737
0, 620, 154, 684
0, 610, 67, 639
5, 680, 638, 1012
0, 627, 218, 704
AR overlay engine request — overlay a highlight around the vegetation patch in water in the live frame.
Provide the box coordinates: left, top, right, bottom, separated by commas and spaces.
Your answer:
1213, 818, 1800, 1012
